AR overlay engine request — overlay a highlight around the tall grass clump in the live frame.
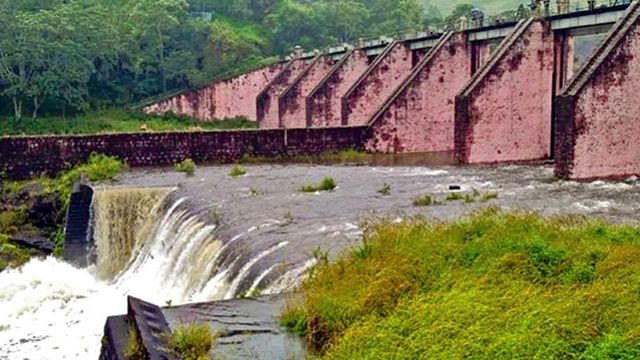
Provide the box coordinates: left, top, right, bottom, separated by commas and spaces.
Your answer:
175, 158, 196, 176
281, 208, 640, 359
167, 323, 215, 360
228, 165, 247, 177
299, 177, 337, 193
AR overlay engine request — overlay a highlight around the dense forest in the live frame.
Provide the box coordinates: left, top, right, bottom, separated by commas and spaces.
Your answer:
0, 0, 530, 119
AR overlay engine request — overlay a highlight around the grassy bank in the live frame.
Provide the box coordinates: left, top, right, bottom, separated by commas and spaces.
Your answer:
0, 109, 255, 136
0, 154, 126, 269
281, 208, 640, 359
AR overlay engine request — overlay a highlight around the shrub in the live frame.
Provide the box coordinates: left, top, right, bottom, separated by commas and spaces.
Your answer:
229, 166, 247, 177
300, 177, 337, 193
167, 323, 214, 360
446, 192, 464, 201
175, 158, 196, 176
412, 195, 433, 207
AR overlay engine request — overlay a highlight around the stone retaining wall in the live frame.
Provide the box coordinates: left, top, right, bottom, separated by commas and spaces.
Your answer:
0, 127, 365, 179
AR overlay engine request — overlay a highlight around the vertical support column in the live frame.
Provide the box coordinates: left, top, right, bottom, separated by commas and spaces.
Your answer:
341, 41, 414, 126
306, 49, 370, 127
278, 55, 335, 128
455, 19, 555, 164
364, 33, 473, 153
555, 2, 640, 180
257, 59, 307, 129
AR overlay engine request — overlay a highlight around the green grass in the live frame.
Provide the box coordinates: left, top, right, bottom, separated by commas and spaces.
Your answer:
167, 323, 215, 360
412, 194, 433, 207
281, 208, 640, 359
0, 109, 255, 136
175, 158, 197, 176
229, 166, 247, 177
300, 177, 337, 193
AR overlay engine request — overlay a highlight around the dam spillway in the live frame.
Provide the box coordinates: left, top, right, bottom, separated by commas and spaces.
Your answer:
2, 163, 640, 359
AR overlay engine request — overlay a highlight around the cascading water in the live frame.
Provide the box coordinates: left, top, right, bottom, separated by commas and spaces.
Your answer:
0, 186, 308, 359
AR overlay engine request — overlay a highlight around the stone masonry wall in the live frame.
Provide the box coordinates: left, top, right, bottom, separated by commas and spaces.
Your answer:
306, 49, 370, 128
279, 55, 335, 129
342, 42, 414, 126
555, 2, 640, 180
257, 59, 308, 129
0, 127, 366, 180
365, 33, 472, 153
455, 19, 554, 164
143, 63, 284, 121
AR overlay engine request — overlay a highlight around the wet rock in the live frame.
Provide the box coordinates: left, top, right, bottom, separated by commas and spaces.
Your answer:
26, 194, 61, 230
18, 183, 45, 198
9, 231, 54, 254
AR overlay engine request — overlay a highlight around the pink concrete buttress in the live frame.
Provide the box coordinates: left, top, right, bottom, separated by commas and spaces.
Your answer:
364, 33, 473, 153
257, 59, 308, 129
555, 2, 640, 180
341, 41, 414, 126
278, 55, 335, 128
143, 62, 284, 121
455, 19, 555, 164
306, 49, 370, 127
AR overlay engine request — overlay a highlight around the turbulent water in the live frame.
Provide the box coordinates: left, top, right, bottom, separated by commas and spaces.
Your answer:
2, 163, 640, 359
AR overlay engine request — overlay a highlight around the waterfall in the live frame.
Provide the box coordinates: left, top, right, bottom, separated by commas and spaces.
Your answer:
0, 186, 309, 359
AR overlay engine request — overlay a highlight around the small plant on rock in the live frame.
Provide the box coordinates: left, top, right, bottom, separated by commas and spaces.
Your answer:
300, 177, 337, 193
175, 158, 196, 176
481, 192, 499, 202
413, 195, 434, 207
229, 166, 247, 177
378, 183, 391, 196
167, 322, 215, 360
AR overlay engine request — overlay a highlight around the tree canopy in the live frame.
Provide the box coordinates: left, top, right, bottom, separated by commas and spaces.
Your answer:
0, 0, 508, 119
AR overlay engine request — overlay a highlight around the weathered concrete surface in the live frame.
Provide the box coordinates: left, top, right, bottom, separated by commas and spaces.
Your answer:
257, 59, 308, 129
455, 19, 554, 164
279, 55, 335, 129
554, 33, 575, 91
342, 41, 414, 126
143, 63, 284, 121
306, 49, 370, 127
163, 295, 305, 360
364, 33, 472, 153
555, 2, 640, 180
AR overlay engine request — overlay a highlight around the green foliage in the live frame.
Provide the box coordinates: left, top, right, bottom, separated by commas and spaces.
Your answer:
0, 109, 256, 136
446, 192, 464, 201
228, 166, 247, 177
377, 183, 391, 196
412, 194, 433, 207
175, 158, 197, 176
124, 325, 144, 360
0, 236, 35, 272
282, 209, 640, 358
167, 323, 215, 360
300, 177, 337, 193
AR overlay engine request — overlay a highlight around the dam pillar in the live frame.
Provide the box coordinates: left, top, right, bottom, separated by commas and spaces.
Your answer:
306, 49, 371, 127
278, 55, 335, 128
143, 62, 284, 121
257, 57, 308, 129
455, 19, 555, 164
555, 2, 640, 180
364, 33, 473, 153
342, 41, 414, 126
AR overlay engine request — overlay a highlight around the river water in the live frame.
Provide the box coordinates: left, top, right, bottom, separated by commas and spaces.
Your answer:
1, 163, 639, 359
